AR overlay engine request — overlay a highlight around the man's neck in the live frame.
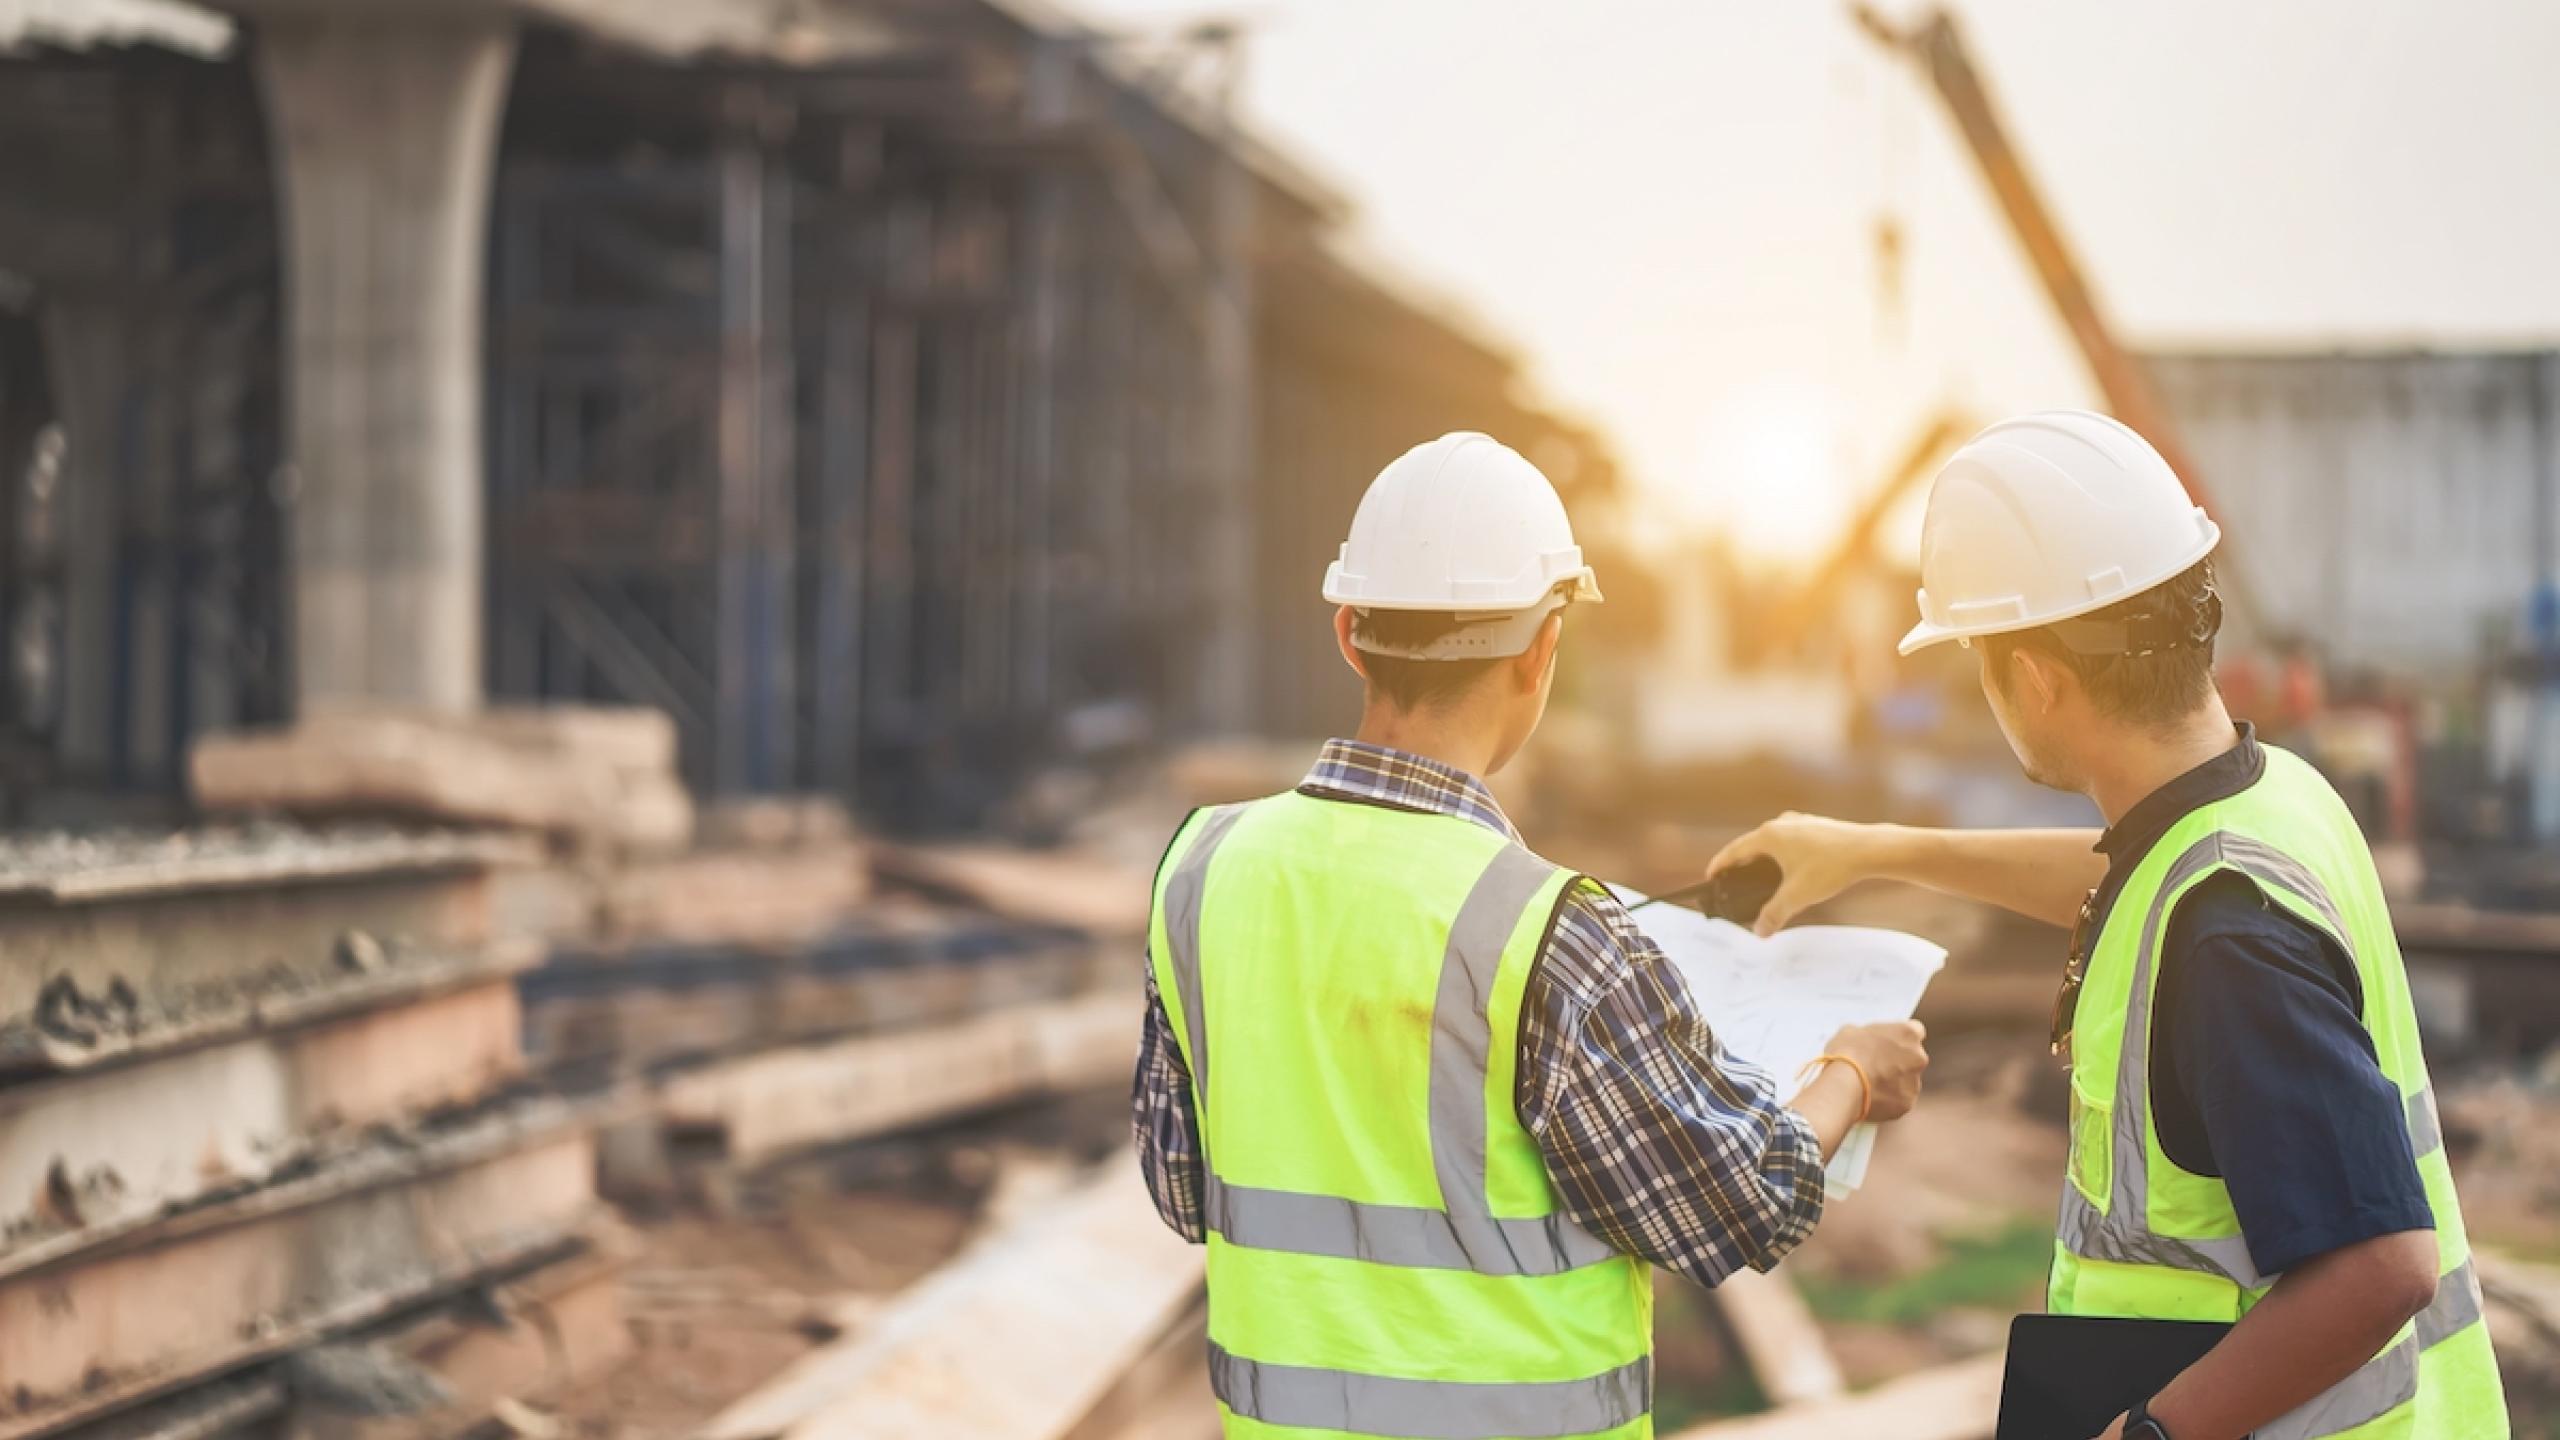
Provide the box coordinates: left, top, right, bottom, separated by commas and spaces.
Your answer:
1354, 703, 1502, 781
2083, 697, 2243, 827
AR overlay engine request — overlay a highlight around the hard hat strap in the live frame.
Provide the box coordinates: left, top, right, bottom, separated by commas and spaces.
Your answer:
1350, 588, 1575, 661
2046, 590, 2224, 660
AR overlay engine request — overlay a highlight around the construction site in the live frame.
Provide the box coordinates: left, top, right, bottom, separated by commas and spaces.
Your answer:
1, 0, 2557, 1437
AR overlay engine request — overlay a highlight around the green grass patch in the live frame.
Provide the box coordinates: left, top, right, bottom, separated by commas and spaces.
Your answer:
1799, 1218, 2055, 1327
1652, 1366, 1767, 1431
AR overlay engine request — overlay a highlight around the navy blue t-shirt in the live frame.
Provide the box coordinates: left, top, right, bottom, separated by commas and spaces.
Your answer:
2091, 726, 2433, 1278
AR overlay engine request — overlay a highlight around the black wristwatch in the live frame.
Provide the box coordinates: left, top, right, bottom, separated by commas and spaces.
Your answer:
2124, 1398, 2173, 1440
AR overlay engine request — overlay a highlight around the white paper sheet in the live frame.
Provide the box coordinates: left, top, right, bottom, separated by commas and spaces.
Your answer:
1617, 891, 1945, 1196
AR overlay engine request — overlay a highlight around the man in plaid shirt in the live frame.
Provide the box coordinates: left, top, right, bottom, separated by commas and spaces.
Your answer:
1134, 428, 1930, 1410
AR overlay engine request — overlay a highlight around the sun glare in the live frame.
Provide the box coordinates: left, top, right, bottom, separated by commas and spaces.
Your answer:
1678, 378, 1853, 566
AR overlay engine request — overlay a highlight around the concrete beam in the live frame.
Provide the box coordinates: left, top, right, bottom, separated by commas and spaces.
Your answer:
0, 957, 529, 1255
0, 839, 516, 1036
0, 1106, 595, 1440
254, 18, 517, 714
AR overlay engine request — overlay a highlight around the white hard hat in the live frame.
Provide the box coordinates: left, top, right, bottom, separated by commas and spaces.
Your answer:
1323, 431, 1603, 659
1898, 410, 2220, 656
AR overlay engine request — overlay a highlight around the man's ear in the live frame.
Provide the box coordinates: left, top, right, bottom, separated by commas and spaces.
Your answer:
2010, 643, 2071, 716
1334, 606, 1371, 680
1511, 612, 1564, 692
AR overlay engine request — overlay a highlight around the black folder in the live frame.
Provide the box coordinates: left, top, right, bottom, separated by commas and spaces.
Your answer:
1997, 1314, 2233, 1439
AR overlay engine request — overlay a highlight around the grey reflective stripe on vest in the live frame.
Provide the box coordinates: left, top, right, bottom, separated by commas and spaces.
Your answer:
2072, 834, 2254, 1281
1424, 844, 1618, 1275
1205, 1176, 1614, 1278
1165, 814, 1615, 1277
2061, 828, 2483, 1439
1164, 806, 1249, 1116
2256, 1258, 2487, 1440
1208, 1342, 1649, 1440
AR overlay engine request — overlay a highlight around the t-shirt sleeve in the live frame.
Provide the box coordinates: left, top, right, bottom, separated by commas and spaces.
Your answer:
2160, 872, 2434, 1278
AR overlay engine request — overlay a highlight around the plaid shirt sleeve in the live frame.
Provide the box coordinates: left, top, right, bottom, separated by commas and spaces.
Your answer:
1132, 963, 1207, 1242
1519, 883, 1828, 1288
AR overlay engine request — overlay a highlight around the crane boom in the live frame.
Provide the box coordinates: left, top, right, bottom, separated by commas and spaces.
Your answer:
1851, 4, 2232, 543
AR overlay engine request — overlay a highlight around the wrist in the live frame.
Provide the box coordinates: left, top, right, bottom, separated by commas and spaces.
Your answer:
2125, 1395, 2175, 1440
1861, 822, 1917, 881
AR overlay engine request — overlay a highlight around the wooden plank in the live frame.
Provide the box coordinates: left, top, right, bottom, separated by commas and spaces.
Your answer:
597, 843, 871, 949
1058, 1299, 1214, 1440
189, 708, 692, 856
1669, 1352, 2005, 1440
698, 1157, 1203, 1440
1708, 1269, 1846, 1409
2394, 902, 2560, 955
301, 1239, 634, 1440
0, 1114, 598, 1440
870, 844, 1149, 936
657, 990, 1131, 1167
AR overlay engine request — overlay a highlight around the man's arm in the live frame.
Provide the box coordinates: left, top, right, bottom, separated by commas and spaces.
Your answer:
2103, 878, 2442, 1439
1519, 889, 1926, 1288
2103, 1230, 2439, 1440
1132, 966, 1206, 1241
1706, 814, 2103, 933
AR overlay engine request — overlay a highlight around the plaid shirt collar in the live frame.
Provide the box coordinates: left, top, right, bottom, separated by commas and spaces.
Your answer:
1297, 738, 1520, 844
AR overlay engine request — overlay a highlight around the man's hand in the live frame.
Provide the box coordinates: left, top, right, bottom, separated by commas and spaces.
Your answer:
1706, 812, 1890, 936
1708, 815, 2106, 932
1824, 1019, 1929, 1122
2090, 1413, 2127, 1440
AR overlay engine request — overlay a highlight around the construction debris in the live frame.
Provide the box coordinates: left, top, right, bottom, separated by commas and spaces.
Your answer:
594, 844, 871, 951
1672, 1351, 2004, 1440
698, 1156, 1203, 1440
0, 1101, 600, 1439
190, 706, 694, 855
0, 822, 613, 1440
656, 991, 1132, 1171
869, 843, 1152, 937
1709, 1269, 1848, 1409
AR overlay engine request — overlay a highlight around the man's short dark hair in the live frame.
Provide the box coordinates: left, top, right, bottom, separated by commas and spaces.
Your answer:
1982, 558, 2221, 730
1351, 611, 1503, 710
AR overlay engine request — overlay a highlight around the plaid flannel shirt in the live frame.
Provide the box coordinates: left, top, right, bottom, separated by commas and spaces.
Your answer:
1132, 738, 1827, 1289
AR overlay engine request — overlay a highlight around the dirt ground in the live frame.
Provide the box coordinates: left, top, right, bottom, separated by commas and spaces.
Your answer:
544, 1092, 1127, 1440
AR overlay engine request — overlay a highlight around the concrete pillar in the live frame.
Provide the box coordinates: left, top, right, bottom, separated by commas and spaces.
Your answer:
255, 19, 516, 713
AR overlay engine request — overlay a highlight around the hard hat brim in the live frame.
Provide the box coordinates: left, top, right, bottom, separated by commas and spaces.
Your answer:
1895, 517, 2220, 657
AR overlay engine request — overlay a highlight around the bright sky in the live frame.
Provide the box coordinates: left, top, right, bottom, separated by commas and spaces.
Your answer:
1076, 0, 2560, 564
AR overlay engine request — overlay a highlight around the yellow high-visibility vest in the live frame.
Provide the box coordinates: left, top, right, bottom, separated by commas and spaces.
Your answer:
2050, 745, 2507, 1439
1151, 792, 1654, 1439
